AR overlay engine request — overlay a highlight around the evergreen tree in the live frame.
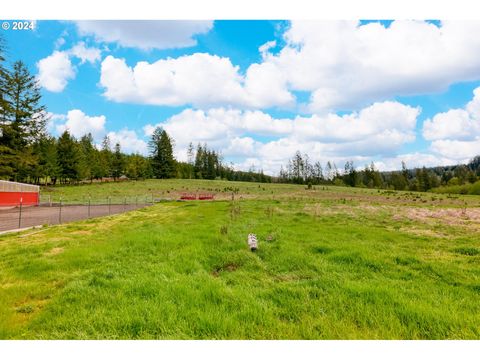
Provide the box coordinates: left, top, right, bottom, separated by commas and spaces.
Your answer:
100, 135, 113, 179
3, 61, 47, 146
33, 135, 59, 185
1, 36, 16, 179
149, 127, 176, 179
0, 61, 48, 181
343, 161, 358, 187
112, 142, 124, 180
205, 149, 217, 180
79, 134, 95, 181
194, 143, 204, 178
370, 162, 383, 188
57, 130, 82, 184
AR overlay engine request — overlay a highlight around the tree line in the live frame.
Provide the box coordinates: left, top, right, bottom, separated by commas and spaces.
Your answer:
278, 150, 480, 192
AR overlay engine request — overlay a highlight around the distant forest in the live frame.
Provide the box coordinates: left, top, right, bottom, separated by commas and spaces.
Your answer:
1, 34, 479, 194
278, 151, 480, 195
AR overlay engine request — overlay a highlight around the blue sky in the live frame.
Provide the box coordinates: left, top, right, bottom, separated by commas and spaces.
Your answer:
2, 20, 480, 174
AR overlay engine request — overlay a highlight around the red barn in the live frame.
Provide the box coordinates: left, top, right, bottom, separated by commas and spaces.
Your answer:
0, 180, 40, 207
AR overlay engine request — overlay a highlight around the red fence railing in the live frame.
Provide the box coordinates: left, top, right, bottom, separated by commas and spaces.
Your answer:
180, 193, 214, 200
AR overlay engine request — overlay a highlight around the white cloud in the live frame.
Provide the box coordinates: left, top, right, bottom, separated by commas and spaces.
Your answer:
55, 37, 66, 49
75, 20, 213, 50
37, 43, 101, 92
423, 87, 480, 162
259, 40, 276, 59
37, 51, 75, 92
423, 87, 480, 141
291, 101, 419, 144
100, 52, 294, 108
144, 100, 419, 174
100, 54, 250, 108
423, 109, 479, 141
430, 139, 480, 162
98, 21, 480, 113
255, 20, 480, 112
70, 42, 101, 64
224, 137, 259, 157
243, 62, 295, 108
107, 129, 148, 155
55, 109, 106, 141
46, 112, 67, 134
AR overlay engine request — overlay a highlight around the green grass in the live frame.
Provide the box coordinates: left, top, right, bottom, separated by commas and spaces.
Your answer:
1, 180, 480, 339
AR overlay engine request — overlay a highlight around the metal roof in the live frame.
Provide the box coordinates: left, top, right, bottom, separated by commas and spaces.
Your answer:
0, 180, 40, 193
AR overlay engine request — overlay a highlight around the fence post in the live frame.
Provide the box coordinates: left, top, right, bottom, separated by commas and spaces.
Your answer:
151, 193, 154, 205
18, 197, 23, 229
108, 196, 111, 215
49, 194, 52, 207
59, 197, 62, 224
136, 195, 138, 209
124, 196, 126, 212
88, 197, 91, 218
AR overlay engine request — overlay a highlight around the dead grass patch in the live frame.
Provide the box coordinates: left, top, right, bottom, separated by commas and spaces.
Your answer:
403, 208, 480, 226
45, 247, 64, 256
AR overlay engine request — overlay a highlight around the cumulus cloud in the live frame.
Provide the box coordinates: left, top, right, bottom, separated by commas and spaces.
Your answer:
255, 20, 480, 112
143, 100, 419, 174
70, 42, 101, 64
37, 51, 75, 92
107, 129, 148, 155
75, 20, 213, 50
100, 54, 250, 107
37, 43, 101, 92
430, 139, 480, 161
423, 87, 480, 141
55, 109, 106, 140
100, 53, 294, 109
98, 21, 480, 113
423, 87, 480, 163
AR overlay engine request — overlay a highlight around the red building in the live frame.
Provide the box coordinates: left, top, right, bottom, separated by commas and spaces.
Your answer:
0, 180, 40, 206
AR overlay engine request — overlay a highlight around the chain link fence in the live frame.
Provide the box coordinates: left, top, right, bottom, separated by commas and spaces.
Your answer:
0, 195, 155, 233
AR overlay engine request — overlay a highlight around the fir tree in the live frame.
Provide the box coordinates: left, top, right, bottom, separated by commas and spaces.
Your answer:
149, 127, 176, 179
100, 135, 113, 179
57, 130, 82, 184
3, 61, 47, 147
112, 142, 124, 180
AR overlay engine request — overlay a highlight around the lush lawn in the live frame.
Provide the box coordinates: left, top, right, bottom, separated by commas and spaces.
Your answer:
1, 180, 480, 339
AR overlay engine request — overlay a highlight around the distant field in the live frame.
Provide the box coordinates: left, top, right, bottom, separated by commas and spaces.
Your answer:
40, 178, 480, 207
1, 180, 479, 339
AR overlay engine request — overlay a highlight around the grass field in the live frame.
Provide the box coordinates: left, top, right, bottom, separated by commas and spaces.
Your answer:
1, 180, 480, 339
